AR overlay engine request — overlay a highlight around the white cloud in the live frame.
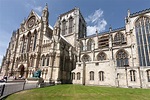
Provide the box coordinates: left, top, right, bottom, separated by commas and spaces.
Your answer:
25, 3, 43, 13
85, 9, 107, 36
34, 6, 43, 13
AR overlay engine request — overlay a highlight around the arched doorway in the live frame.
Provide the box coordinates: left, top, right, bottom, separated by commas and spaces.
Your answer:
19, 65, 25, 77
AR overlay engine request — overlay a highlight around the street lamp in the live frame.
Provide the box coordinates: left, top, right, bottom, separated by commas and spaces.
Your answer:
82, 60, 86, 85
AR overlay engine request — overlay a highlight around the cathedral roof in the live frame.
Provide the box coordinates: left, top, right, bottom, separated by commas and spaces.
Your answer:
59, 8, 77, 17
130, 8, 150, 18
60, 34, 72, 47
49, 24, 53, 30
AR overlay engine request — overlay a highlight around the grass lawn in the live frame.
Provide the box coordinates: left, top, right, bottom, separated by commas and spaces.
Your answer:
5, 84, 150, 100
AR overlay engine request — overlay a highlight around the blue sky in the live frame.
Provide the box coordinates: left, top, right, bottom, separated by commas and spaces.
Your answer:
0, 0, 150, 64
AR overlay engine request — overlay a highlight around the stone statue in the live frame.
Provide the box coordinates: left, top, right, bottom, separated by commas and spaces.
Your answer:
33, 70, 41, 78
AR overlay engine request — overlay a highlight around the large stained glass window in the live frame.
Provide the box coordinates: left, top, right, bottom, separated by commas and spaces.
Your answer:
135, 16, 150, 66
116, 50, 129, 67
97, 52, 106, 61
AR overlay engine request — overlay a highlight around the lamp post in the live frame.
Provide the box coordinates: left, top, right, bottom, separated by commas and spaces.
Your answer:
82, 60, 86, 85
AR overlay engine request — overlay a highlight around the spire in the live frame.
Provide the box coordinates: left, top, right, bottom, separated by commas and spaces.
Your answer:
109, 25, 112, 32
42, 3, 49, 25
96, 29, 98, 37
43, 3, 48, 11
127, 9, 130, 17
42, 3, 49, 17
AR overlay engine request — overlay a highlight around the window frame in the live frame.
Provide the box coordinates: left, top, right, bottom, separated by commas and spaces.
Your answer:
116, 50, 129, 67
77, 72, 81, 80
130, 70, 136, 82
97, 52, 106, 61
99, 71, 104, 81
90, 71, 94, 80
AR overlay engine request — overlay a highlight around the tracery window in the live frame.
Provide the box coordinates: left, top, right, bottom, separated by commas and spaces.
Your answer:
62, 20, 66, 35
77, 72, 80, 80
114, 32, 125, 45
116, 50, 129, 67
135, 16, 150, 66
82, 55, 91, 62
147, 70, 150, 82
90, 71, 94, 80
99, 71, 104, 81
130, 70, 136, 82
69, 17, 73, 33
33, 31, 37, 51
21, 36, 25, 53
20, 36, 25, 53
87, 39, 94, 51
97, 52, 106, 61
27, 32, 31, 52
80, 41, 84, 52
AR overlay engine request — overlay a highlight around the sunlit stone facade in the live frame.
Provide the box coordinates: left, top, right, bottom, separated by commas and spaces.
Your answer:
1, 5, 150, 88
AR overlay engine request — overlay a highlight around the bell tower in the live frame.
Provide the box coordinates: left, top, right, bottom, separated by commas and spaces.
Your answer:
56, 8, 86, 47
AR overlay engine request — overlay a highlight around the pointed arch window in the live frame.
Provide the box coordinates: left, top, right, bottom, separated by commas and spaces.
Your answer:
135, 16, 150, 66
99, 71, 104, 81
27, 32, 31, 52
33, 31, 37, 51
69, 17, 73, 33
82, 55, 91, 62
87, 39, 94, 51
116, 50, 129, 67
62, 20, 66, 35
90, 71, 94, 80
97, 52, 106, 61
21, 36, 25, 53
114, 32, 125, 45
147, 70, 150, 82
80, 41, 84, 52
77, 72, 80, 80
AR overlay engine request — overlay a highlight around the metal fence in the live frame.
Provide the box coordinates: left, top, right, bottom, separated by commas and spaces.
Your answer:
0, 82, 53, 99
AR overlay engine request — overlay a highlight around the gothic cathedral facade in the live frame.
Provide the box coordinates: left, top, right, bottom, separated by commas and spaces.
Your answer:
1, 5, 150, 88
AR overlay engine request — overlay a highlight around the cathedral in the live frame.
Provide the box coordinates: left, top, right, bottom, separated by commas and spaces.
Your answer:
1, 4, 150, 88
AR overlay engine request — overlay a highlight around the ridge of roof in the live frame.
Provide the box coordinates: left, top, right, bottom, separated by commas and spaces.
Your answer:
130, 8, 150, 18
59, 7, 78, 17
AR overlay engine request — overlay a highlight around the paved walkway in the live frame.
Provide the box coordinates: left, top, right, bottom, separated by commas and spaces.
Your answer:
0, 83, 21, 85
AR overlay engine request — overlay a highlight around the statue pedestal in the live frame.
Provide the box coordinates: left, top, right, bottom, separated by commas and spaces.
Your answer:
26, 77, 44, 84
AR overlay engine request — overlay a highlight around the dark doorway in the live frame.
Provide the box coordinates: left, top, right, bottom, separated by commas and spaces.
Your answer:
19, 65, 25, 77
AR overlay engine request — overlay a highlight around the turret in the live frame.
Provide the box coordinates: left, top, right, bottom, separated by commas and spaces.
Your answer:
42, 3, 49, 26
